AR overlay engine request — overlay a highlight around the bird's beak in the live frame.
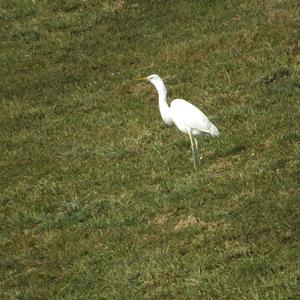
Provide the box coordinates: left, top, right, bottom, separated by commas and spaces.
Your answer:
137, 76, 148, 81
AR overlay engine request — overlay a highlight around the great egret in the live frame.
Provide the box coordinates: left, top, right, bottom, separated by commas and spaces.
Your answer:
142, 74, 219, 169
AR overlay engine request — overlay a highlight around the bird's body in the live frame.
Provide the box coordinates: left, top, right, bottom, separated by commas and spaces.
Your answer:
169, 99, 219, 137
144, 74, 219, 168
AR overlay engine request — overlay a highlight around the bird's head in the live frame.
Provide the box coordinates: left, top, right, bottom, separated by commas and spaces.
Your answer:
138, 74, 167, 96
139, 74, 162, 84
146, 74, 161, 83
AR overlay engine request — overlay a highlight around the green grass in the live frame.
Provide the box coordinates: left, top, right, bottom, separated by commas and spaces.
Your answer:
1, 0, 299, 299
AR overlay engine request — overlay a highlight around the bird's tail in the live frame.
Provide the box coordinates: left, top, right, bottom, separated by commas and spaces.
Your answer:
209, 122, 219, 137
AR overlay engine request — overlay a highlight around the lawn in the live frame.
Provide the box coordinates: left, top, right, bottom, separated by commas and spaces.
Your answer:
0, 0, 299, 299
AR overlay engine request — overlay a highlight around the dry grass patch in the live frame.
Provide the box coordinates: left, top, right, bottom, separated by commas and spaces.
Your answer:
174, 214, 229, 232
149, 213, 172, 226
102, 0, 125, 15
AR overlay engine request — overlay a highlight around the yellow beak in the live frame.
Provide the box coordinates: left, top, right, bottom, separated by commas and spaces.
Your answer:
137, 76, 148, 81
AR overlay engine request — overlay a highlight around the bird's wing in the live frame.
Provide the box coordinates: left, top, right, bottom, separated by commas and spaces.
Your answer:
170, 99, 213, 133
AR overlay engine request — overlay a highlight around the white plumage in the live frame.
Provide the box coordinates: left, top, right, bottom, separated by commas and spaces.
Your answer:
170, 99, 219, 137
144, 74, 219, 168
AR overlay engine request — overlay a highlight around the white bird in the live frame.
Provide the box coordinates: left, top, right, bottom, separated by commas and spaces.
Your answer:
142, 74, 219, 169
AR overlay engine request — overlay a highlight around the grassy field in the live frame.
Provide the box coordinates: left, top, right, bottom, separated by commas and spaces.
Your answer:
1, 0, 299, 299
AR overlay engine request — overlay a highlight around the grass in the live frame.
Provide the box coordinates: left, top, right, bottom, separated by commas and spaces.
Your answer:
0, 0, 299, 299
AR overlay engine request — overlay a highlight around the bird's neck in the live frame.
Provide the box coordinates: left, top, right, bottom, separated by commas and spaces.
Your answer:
153, 80, 173, 125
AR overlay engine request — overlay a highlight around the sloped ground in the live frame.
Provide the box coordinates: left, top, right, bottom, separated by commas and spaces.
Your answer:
0, 0, 299, 299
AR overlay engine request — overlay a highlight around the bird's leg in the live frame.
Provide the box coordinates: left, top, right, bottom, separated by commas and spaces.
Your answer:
194, 138, 202, 161
194, 138, 199, 162
188, 130, 196, 169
